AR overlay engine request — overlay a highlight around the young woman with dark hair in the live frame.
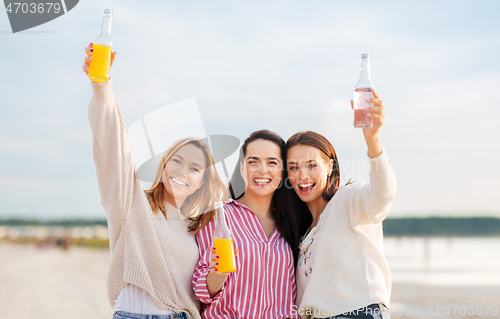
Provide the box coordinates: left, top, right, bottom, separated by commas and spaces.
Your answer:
192, 130, 300, 319
286, 92, 396, 319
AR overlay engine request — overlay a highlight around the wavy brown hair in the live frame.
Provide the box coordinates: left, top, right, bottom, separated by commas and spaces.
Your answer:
286, 131, 352, 237
144, 137, 228, 233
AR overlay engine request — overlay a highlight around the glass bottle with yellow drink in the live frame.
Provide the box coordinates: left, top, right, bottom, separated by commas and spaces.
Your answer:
213, 201, 237, 274
88, 9, 113, 82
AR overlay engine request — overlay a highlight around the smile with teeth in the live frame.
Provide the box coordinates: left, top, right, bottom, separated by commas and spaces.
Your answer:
298, 182, 315, 194
253, 178, 271, 185
171, 177, 188, 187
299, 182, 314, 188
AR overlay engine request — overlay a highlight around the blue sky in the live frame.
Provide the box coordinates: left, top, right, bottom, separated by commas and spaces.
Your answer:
0, 0, 499, 219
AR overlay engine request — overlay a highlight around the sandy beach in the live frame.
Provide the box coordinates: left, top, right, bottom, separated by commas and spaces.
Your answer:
1, 241, 499, 319
0, 242, 112, 319
390, 284, 500, 319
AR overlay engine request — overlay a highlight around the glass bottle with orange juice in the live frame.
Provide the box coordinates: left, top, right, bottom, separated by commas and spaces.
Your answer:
88, 9, 113, 82
213, 201, 237, 274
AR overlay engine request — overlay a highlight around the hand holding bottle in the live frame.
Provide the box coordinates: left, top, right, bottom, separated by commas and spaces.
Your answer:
209, 245, 239, 274
206, 245, 239, 298
82, 9, 114, 82
350, 88, 385, 158
211, 201, 237, 274
205, 202, 238, 297
82, 43, 116, 77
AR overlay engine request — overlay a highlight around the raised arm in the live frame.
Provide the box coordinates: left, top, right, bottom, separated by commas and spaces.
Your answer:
346, 150, 396, 227
84, 44, 142, 223
347, 90, 397, 226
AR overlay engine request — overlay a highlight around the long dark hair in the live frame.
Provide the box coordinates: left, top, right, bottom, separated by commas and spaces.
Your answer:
228, 130, 300, 263
286, 130, 351, 238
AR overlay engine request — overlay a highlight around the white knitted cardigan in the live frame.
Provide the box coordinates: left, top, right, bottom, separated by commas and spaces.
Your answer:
296, 150, 396, 319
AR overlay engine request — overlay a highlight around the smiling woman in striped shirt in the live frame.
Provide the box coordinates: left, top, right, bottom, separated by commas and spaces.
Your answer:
192, 130, 300, 319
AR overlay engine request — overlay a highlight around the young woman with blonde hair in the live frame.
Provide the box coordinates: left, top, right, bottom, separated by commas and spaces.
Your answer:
83, 44, 227, 319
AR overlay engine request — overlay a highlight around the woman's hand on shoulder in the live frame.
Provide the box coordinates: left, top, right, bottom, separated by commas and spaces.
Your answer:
82, 42, 116, 76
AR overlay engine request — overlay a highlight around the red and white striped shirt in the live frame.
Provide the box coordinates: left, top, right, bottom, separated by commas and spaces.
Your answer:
192, 199, 298, 319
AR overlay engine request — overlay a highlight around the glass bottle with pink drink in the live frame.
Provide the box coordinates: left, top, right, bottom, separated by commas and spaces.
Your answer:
353, 54, 374, 128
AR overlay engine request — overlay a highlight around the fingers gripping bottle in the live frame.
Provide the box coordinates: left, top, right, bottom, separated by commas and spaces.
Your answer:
213, 201, 237, 274
353, 54, 374, 128
89, 9, 113, 82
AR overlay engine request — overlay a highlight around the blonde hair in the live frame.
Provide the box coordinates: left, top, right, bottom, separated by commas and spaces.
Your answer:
144, 137, 228, 232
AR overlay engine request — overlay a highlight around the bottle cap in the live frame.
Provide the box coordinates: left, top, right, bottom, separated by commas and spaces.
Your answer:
104, 9, 113, 14
215, 201, 223, 209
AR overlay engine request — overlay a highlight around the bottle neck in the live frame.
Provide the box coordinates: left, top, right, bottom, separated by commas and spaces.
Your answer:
360, 59, 371, 81
356, 58, 373, 89
215, 206, 232, 238
218, 207, 227, 224
100, 14, 112, 36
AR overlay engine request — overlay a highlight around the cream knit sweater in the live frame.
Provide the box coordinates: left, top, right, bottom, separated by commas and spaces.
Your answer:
88, 79, 201, 319
295, 150, 396, 319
